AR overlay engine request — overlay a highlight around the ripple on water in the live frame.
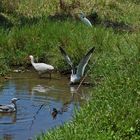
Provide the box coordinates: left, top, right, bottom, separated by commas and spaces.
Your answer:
0, 72, 91, 140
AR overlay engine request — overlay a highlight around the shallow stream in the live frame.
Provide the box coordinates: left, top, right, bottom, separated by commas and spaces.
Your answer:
0, 71, 91, 140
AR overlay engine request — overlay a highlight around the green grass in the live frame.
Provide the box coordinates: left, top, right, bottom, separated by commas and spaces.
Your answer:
35, 25, 140, 140
0, 0, 140, 139
37, 55, 140, 139
0, 18, 98, 71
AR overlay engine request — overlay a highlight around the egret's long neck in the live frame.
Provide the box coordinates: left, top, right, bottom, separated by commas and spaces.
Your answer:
71, 69, 74, 75
72, 67, 77, 75
30, 57, 35, 66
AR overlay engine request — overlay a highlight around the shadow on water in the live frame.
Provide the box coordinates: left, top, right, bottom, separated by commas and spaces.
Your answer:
0, 71, 91, 140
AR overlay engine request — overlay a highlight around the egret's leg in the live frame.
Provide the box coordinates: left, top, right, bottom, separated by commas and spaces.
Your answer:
38, 72, 42, 78
49, 72, 51, 79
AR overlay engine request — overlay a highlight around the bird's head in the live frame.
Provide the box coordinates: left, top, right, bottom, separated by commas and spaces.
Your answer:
52, 108, 58, 113
11, 98, 20, 104
28, 55, 35, 63
78, 12, 85, 18
29, 55, 33, 60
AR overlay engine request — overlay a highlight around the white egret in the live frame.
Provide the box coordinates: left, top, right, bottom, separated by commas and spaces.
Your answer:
79, 12, 92, 27
29, 55, 54, 78
59, 47, 95, 84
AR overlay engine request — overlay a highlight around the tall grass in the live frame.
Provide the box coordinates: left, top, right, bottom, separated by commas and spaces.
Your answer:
0, 0, 140, 26
36, 24, 140, 139
0, 18, 96, 70
37, 54, 140, 140
0, 0, 140, 139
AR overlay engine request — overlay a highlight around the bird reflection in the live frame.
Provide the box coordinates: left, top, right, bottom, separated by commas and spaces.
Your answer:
70, 86, 77, 94
31, 85, 47, 94
0, 112, 17, 124
31, 85, 55, 96
3, 134, 13, 140
70, 86, 90, 101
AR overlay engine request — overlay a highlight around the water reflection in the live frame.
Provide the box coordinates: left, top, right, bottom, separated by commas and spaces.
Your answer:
70, 86, 90, 101
70, 86, 77, 94
0, 72, 91, 140
31, 85, 57, 94
32, 85, 47, 93
0, 112, 17, 124
50, 92, 74, 120
3, 134, 13, 140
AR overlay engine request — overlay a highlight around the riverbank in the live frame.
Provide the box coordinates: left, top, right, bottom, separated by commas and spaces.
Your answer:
0, 0, 139, 76
0, 0, 140, 139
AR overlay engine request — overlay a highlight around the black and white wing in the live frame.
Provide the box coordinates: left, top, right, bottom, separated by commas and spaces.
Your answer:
0, 104, 14, 112
59, 46, 73, 68
76, 47, 95, 77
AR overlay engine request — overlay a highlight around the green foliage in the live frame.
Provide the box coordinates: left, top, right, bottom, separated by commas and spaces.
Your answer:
0, 0, 19, 13
0, 19, 96, 71
0, 0, 140, 26
0, 0, 140, 139
0, 51, 10, 76
36, 29, 140, 139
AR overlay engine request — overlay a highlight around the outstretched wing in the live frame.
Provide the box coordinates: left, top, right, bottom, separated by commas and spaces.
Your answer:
76, 47, 95, 77
59, 46, 73, 68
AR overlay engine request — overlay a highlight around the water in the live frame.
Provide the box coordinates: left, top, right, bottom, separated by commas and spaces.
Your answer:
0, 71, 91, 140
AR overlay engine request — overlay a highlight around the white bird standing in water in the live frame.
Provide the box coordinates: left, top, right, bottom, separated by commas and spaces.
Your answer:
0, 98, 20, 113
79, 12, 92, 27
59, 47, 95, 84
29, 55, 54, 78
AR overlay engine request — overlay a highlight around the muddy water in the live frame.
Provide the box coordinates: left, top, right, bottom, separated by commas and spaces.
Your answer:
0, 71, 91, 140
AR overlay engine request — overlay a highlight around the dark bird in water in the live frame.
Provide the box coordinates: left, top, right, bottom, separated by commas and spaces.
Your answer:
51, 108, 63, 119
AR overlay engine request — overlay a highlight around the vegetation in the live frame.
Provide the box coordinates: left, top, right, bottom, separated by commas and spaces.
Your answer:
0, 0, 140, 139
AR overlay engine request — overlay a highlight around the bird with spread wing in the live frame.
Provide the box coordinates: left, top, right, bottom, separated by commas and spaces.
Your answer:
59, 47, 95, 84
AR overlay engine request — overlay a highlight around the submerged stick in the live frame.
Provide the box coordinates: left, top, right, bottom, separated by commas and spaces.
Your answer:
29, 104, 44, 130
76, 73, 88, 92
